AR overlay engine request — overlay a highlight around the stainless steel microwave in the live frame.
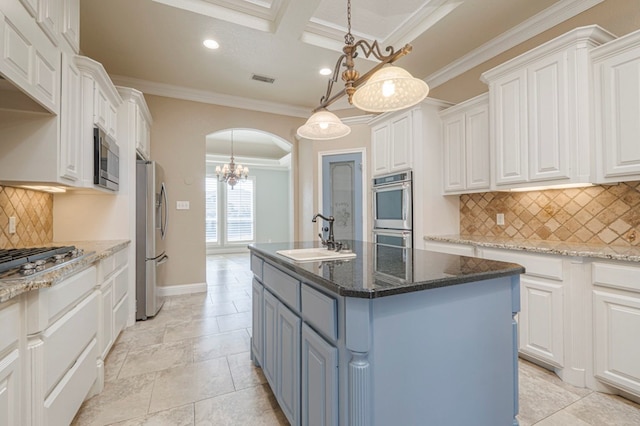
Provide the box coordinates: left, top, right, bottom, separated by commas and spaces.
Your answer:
94, 127, 119, 191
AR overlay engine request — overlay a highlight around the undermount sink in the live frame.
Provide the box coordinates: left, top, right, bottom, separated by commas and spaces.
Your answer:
276, 248, 356, 262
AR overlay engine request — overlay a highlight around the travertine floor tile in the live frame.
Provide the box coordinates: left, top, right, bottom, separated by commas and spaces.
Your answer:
110, 404, 195, 426
228, 351, 267, 390
118, 340, 193, 379
103, 343, 128, 383
194, 329, 251, 362
194, 384, 286, 426
164, 317, 220, 342
216, 311, 252, 332
535, 410, 592, 426
565, 391, 640, 425
149, 357, 235, 413
72, 373, 156, 425
116, 325, 165, 351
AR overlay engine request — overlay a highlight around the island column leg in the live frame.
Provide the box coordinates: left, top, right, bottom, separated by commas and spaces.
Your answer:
345, 297, 372, 426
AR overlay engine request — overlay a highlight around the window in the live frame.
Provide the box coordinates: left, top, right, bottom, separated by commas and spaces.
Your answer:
205, 176, 218, 243
205, 173, 255, 247
226, 178, 255, 242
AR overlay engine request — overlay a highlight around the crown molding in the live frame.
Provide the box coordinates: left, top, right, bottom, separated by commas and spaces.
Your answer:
108, 75, 311, 118
425, 0, 605, 88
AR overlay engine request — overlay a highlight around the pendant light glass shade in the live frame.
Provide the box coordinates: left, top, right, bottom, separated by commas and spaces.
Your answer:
351, 65, 429, 113
296, 109, 351, 140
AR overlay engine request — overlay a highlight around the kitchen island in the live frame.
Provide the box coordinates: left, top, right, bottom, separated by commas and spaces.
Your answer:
249, 241, 525, 426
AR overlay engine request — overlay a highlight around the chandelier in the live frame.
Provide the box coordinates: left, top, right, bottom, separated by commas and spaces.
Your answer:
215, 130, 249, 189
297, 0, 430, 140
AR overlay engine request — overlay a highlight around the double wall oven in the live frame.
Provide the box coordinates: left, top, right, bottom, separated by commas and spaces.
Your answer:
372, 171, 413, 282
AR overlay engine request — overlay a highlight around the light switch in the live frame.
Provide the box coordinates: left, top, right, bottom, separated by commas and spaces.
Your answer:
8, 216, 16, 234
176, 201, 190, 210
496, 213, 505, 226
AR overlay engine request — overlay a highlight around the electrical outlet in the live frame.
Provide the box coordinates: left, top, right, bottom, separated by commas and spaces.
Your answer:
496, 213, 505, 226
176, 201, 190, 210
8, 216, 16, 234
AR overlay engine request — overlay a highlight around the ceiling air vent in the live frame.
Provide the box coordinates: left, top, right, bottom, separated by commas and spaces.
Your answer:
251, 74, 275, 84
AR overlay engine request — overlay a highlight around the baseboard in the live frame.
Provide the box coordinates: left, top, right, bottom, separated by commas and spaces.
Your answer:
158, 282, 207, 297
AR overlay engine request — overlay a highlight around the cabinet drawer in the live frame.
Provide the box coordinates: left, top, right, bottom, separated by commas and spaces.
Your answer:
43, 291, 98, 396
0, 301, 20, 354
480, 248, 562, 280
40, 266, 97, 329
592, 262, 640, 293
101, 254, 116, 281
44, 338, 98, 426
114, 295, 128, 338
264, 263, 300, 312
251, 254, 263, 281
423, 241, 476, 257
301, 284, 337, 341
113, 267, 128, 305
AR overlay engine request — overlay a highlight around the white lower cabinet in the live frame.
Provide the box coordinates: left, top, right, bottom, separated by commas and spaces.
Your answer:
99, 248, 129, 360
0, 300, 22, 426
478, 248, 566, 368
592, 261, 640, 395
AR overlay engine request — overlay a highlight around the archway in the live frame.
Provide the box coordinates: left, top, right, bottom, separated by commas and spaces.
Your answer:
205, 128, 293, 253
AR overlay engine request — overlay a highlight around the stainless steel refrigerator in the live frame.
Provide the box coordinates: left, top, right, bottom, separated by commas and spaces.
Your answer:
136, 160, 168, 320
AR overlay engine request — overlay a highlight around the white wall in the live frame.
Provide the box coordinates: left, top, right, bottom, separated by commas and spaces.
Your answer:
252, 167, 291, 243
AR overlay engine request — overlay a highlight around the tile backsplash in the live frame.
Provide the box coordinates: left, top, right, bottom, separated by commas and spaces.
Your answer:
460, 181, 640, 246
0, 186, 53, 249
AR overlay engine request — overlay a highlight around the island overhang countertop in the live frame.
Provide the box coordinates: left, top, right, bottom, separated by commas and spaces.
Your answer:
248, 241, 524, 299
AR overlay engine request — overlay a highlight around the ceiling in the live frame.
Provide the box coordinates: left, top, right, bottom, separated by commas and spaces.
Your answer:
78, 0, 599, 158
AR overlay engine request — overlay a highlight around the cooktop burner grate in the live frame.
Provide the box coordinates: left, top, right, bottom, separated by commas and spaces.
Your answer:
0, 246, 76, 274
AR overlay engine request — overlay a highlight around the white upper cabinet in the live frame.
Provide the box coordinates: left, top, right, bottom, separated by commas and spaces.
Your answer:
371, 109, 414, 176
482, 25, 615, 190
117, 86, 153, 161
59, 52, 82, 182
61, 0, 79, 53
36, 0, 60, 46
440, 93, 490, 194
0, 2, 60, 114
591, 29, 640, 183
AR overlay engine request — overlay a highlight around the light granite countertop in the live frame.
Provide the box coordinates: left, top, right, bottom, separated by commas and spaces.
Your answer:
0, 240, 130, 304
424, 235, 640, 263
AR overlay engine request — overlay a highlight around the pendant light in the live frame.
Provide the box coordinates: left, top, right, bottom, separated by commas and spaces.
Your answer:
297, 0, 428, 140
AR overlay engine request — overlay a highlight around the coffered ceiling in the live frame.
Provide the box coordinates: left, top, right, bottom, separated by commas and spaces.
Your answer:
80, 0, 602, 118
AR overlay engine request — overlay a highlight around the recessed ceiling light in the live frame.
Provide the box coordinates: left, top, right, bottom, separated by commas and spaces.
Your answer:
319, 68, 332, 76
203, 39, 219, 50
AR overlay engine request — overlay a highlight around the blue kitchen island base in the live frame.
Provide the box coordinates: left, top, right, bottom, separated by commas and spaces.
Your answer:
249, 242, 523, 426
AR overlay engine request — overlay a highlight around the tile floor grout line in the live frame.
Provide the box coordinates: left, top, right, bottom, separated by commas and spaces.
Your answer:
530, 392, 592, 425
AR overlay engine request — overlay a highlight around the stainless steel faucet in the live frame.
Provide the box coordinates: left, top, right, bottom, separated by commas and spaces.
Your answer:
312, 213, 341, 251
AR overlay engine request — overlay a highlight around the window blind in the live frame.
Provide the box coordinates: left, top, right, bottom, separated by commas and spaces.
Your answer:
226, 178, 255, 242
205, 176, 218, 243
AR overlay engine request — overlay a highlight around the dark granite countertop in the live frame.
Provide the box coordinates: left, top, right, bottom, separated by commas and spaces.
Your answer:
0, 240, 130, 304
249, 241, 524, 299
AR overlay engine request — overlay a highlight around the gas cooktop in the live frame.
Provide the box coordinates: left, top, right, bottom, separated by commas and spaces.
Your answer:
0, 246, 86, 280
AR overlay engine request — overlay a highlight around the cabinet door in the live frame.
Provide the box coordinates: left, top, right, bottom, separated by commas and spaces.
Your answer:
251, 279, 264, 366
491, 70, 528, 185
94, 86, 108, 131
59, 53, 81, 182
263, 290, 278, 390
277, 302, 301, 426
596, 46, 640, 179
302, 324, 338, 426
442, 114, 465, 193
372, 125, 390, 176
389, 112, 412, 172
61, 0, 79, 52
465, 103, 490, 190
593, 290, 640, 395
519, 277, 564, 367
37, 0, 59, 45
0, 349, 20, 426
100, 282, 114, 359
0, 7, 59, 114
527, 51, 569, 182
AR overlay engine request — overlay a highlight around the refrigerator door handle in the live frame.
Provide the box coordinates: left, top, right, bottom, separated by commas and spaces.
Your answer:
157, 254, 169, 265
160, 182, 168, 239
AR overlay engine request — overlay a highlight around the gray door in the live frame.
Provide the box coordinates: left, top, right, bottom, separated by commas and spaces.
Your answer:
321, 153, 363, 242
